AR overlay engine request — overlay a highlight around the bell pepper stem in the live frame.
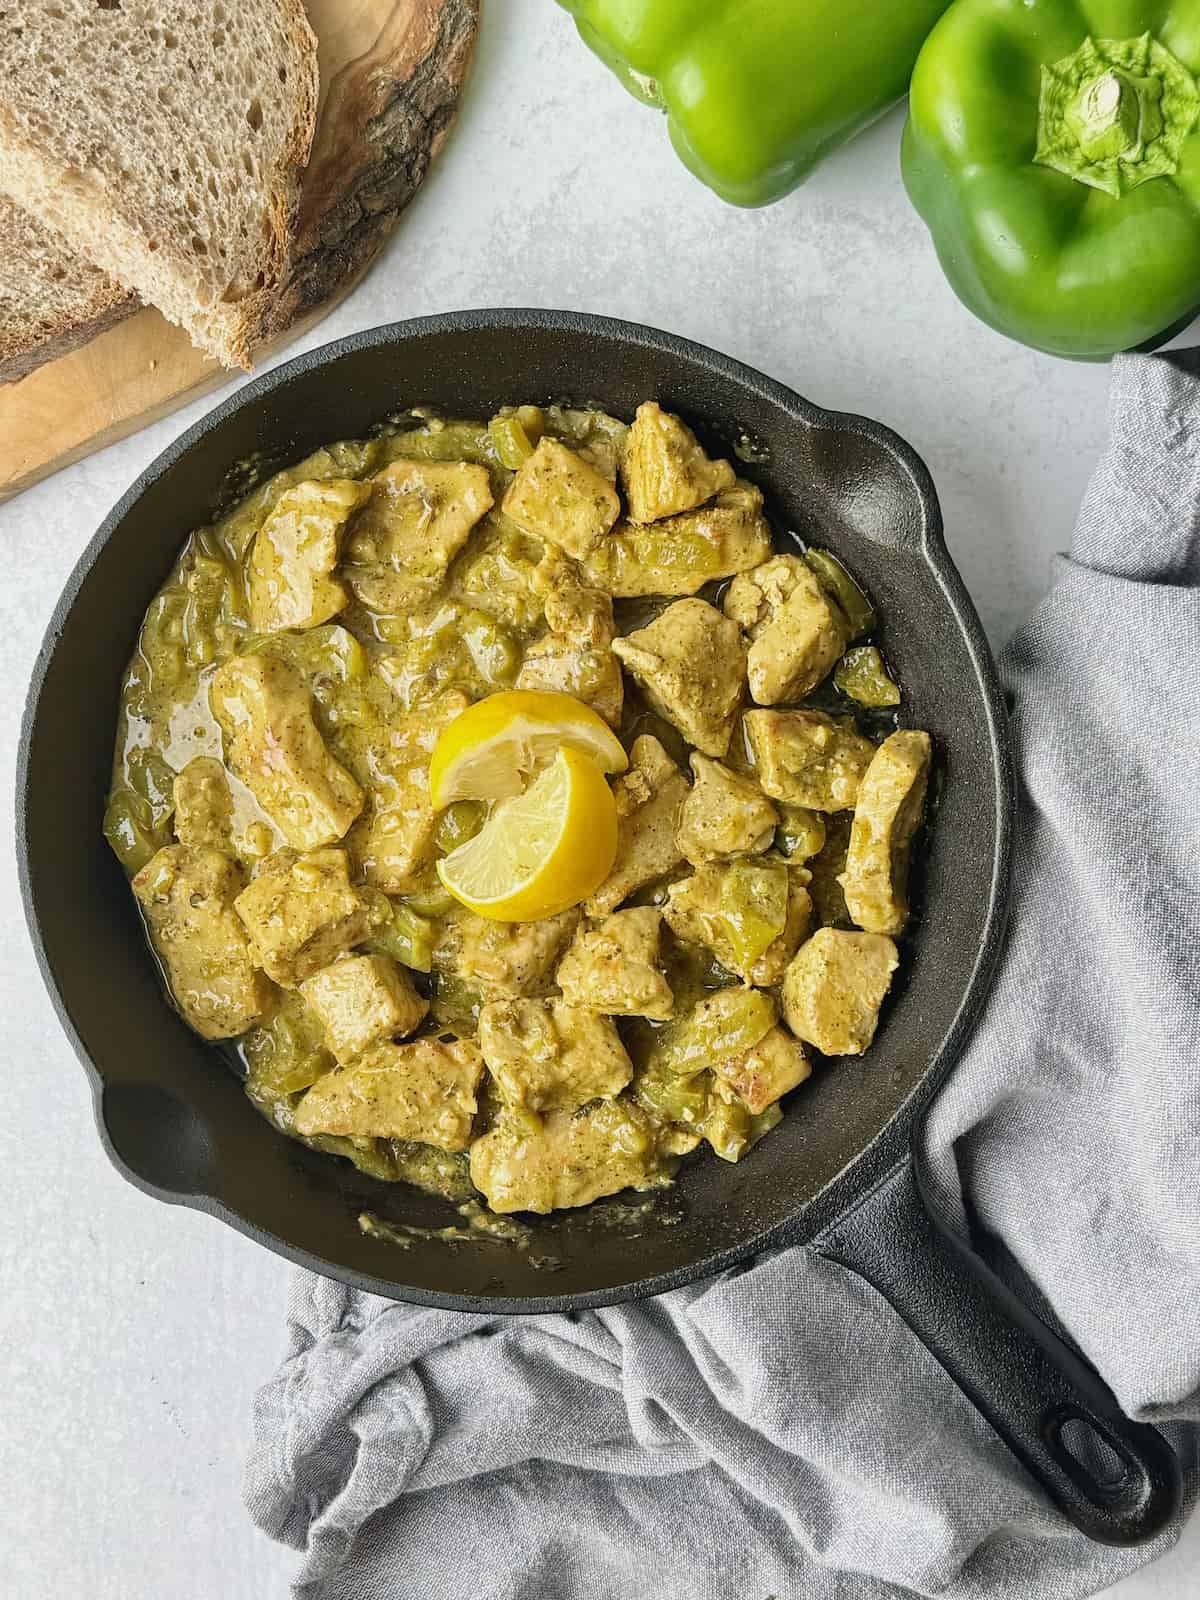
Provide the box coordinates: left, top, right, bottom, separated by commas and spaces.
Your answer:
1067, 71, 1142, 161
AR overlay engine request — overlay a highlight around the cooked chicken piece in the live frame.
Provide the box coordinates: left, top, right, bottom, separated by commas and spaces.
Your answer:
502, 436, 621, 559
744, 709, 875, 811
234, 847, 371, 987
344, 459, 493, 614
478, 998, 633, 1113
710, 1024, 811, 1115
781, 928, 899, 1056
724, 553, 851, 704
172, 757, 233, 852
620, 401, 736, 523
293, 1035, 484, 1151
300, 954, 428, 1064
583, 483, 771, 597
210, 654, 363, 851
434, 907, 582, 998
663, 858, 812, 985
516, 570, 624, 726
676, 754, 779, 865
349, 689, 469, 895
586, 736, 689, 915
248, 478, 372, 633
840, 730, 932, 935
469, 1098, 668, 1213
775, 804, 827, 863
613, 599, 746, 758
132, 845, 273, 1040
555, 907, 674, 1020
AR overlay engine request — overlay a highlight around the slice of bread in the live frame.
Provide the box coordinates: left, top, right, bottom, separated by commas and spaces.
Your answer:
0, 199, 136, 383
0, 1, 318, 370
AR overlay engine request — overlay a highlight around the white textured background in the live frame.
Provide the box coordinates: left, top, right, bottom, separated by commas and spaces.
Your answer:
1, 3, 1196, 1595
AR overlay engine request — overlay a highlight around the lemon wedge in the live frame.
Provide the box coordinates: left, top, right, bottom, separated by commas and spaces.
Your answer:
436, 747, 618, 921
428, 689, 627, 809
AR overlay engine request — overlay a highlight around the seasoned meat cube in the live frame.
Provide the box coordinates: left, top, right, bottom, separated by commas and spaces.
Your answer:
172, 757, 233, 852
299, 954, 428, 1064
676, 754, 778, 865
663, 858, 811, 985
234, 847, 371, 987
502, 437, 621, 559
248, 478, 372, 633
132, 845, 273, 1040
350, 689, 469, 895
210, 654, 363, 851
840, 730, 932, 935
434, 907, 581, 999
724, 554, 851, 704
781, 928, 899, 1056
470, 1098, 668, 1213
620, 401, 736, 523
478, 998, 633, 1113
293, 1035, 484, 1151
556, 907, 674, 1020
517, 576, 623, 727
344, 459, 493, 613
583, 483, 771, 597
711, 1024, 811, 1115
586, 736, 689, 915
744, 709, 875, 811
613, 599, 746, 758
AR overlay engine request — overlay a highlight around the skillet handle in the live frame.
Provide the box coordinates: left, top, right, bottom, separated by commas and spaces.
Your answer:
817, 1159, 1182, 1546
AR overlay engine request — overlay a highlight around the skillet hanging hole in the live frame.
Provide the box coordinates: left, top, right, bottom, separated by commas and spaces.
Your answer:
1047, 1408, 1138, 1503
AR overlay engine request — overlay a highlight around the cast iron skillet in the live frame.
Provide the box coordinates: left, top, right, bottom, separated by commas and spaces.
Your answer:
18, 311, 1181, 1545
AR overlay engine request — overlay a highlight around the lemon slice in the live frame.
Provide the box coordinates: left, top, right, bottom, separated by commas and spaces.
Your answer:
428, 689, 627, 809
436, 748, 618, 921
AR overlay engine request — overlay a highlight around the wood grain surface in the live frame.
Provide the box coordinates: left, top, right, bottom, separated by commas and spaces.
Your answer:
0, 0, 480, 504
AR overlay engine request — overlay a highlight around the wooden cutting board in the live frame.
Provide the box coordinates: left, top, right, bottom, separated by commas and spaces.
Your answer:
0, 0, 480, 504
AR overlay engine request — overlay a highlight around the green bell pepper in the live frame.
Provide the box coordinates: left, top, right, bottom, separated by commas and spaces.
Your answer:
904, 2, 1200, 359
557, 1, 953, 207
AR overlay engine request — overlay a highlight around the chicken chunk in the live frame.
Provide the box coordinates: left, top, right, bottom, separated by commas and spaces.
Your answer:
293, 1035, 484, 1151
501, 436, 621, 559
744, 709, 875, 812
469, 1098, 668, 1213
555, 907, 674, 1020
350, 689, 469, 895
478, 998, 633, 1113
132, 845, 273, 1040
613, 599, 746, 758
586, 736, 689, 915
781, 928, 899, 1056
172, 757, 233, 852
433, 907, 581, 999
300, 954, 428, 1064
582, 483, 771, 597
234, 847, 371, 987
516, 574, 624, 727
210, 654, 363, 851
711, 1024, 812, 1115
344, 459, 494, 613
676, 754, 778, 865
840, 730, 932, 935
663, 858, 812, 985
248, 478, 372, 633
620, 401, 736, 523
724, 553, 851, 704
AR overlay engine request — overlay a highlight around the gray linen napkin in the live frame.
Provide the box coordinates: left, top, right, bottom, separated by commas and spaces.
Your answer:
245, 350, 1200, 1600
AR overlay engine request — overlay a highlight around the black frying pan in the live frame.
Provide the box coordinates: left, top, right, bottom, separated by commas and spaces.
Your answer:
17, 310, 1181, 1545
